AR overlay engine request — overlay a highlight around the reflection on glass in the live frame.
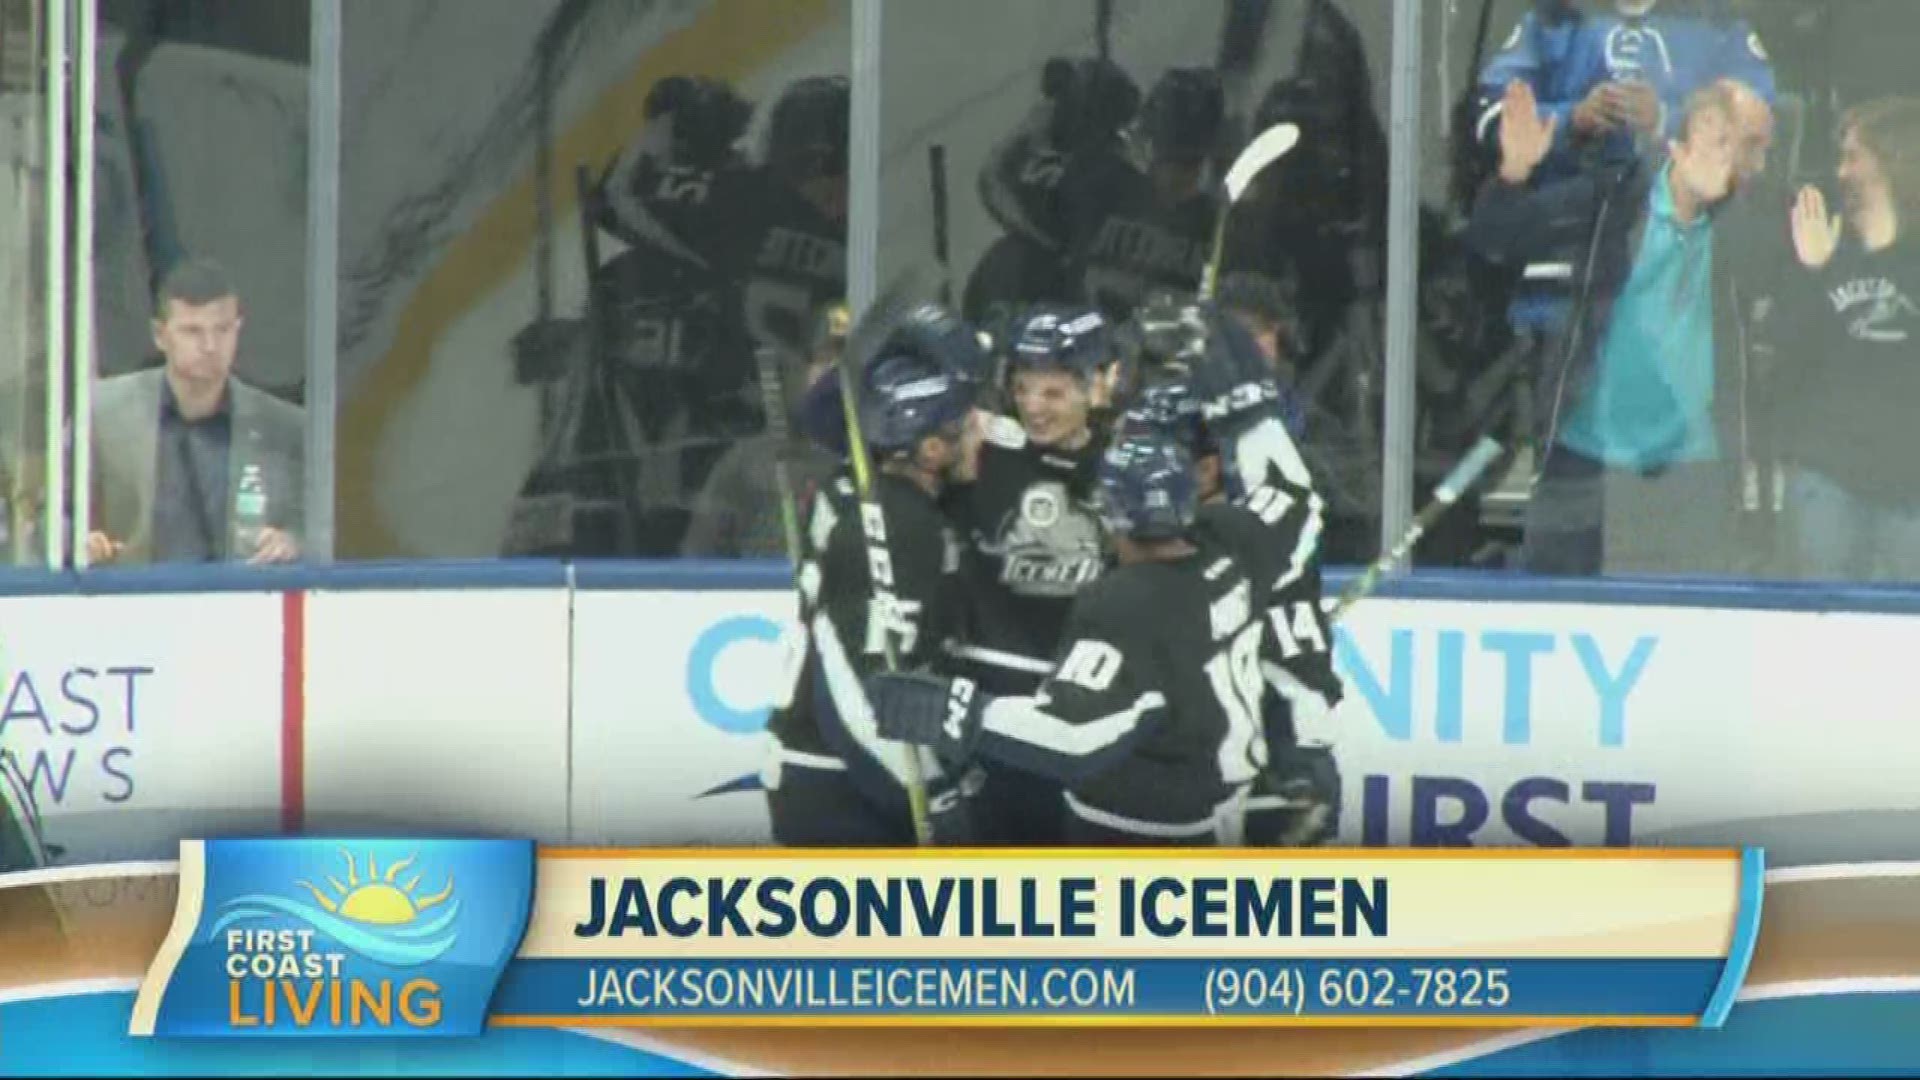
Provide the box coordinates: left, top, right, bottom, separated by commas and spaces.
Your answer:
0, 0, 46, 565
85, 0, 311, 568
879, 0, 1392, 566
327, 0, 851, 561
506, 69, 850, 559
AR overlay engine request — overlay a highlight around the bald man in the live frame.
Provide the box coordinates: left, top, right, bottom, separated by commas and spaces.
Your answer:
1467, 77, 1774, 578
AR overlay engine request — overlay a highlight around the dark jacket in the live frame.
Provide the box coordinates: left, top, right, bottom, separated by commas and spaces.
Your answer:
1465, 156, 1761, 477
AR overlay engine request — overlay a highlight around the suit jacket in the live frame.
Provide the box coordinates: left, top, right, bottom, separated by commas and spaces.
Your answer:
90, 368, 306, 564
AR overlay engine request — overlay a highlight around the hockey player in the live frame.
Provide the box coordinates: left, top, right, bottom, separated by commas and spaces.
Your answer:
763, 330, 982, 847
945, 303, 1121, 845
555, 75, 847, 557
1067, 68, 1225, 321
744, 76, 851, 363
506, 74, 761, 558
865, 422, 1340, 846
1116, 375, 1342, 846
963, 58, 1141, 328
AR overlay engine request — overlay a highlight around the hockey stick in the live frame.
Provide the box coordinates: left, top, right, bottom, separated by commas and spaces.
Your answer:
1198, 122, 1302, 301
928, 145, 953, 307
755, 346, 807, 576
1326, 435, 1505, 621
835, 268, 947, 847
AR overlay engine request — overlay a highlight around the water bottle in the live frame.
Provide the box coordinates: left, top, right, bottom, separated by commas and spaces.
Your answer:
233, 464, 268, 559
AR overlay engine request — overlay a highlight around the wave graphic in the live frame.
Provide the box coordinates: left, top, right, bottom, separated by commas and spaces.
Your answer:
209, 895, 462, 968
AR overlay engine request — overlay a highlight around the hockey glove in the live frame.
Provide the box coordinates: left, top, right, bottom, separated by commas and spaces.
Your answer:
863, 671, 990, 771
1245, 743, 1343, 848
925, 766, 987, 847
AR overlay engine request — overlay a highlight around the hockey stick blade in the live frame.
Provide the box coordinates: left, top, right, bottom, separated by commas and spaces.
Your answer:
1201, 122, 1302, 299
1224, 121, 1300, 204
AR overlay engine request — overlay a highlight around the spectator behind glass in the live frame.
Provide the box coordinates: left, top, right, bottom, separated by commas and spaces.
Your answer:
87, 258, 305, 567
1214, 270, 1306, 436
1469, 0, 1777, 349
962, 58, 1140, 329
680, 301, 846, 559
1776, 98, 1920, 581
1467, 78, 1772, 578
1474, 0, 1775, 186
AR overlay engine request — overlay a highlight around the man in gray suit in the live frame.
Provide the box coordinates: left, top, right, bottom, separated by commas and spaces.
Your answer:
88, 258, 305, 566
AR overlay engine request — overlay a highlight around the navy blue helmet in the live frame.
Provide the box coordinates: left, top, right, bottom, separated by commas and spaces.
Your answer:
643, 75, 752, 168
1119, 375, 1214, 457
1140, 67, 1226, 164
859, 349, 974, 454
1006, 304, 1113, 384
768, 76, 850, 180
886, 302, 992, 390
1096, 431, 1200, 542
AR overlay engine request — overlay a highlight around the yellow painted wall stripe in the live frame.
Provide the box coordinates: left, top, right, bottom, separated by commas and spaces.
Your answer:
338, 0, 838, 557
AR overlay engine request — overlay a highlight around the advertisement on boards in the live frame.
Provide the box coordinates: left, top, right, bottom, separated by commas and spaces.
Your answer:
567, 586, 1920, 854
569, 588, 796, 845
1335, 598, 1920, 854
0, 593, 284, 863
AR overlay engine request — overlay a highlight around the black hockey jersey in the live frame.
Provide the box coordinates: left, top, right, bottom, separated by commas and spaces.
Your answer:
767, 470, 968, 811
947, 416, 1110, 695
599, 146, 845, 393
967, 472, 1341, 838
1063, 149, 1217, 321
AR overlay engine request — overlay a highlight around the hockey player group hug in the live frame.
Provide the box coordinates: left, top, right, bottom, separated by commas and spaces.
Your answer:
764, 292, 1347, 849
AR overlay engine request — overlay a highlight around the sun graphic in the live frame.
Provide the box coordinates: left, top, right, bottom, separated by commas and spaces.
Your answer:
298, 848, 454, 926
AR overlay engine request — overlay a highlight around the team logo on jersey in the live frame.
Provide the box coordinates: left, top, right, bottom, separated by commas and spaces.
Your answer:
1830, 277, 1920, 344
1605, 23, 1674, 79
1022, 487, 1063, 529
986, 480, 1106, 597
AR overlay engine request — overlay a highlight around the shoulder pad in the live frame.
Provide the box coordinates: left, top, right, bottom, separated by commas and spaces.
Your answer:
983, 415, 1028, 450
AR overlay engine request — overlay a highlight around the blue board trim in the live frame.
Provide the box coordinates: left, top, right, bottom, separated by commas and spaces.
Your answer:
7, 558, 1920, 616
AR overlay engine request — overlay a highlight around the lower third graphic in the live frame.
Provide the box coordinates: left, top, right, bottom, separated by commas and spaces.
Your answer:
131, 837, 534, 1038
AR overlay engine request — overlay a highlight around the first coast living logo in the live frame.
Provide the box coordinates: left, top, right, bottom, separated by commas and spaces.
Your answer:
215, 848, 459, 1029
131, 838, 534, 1038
